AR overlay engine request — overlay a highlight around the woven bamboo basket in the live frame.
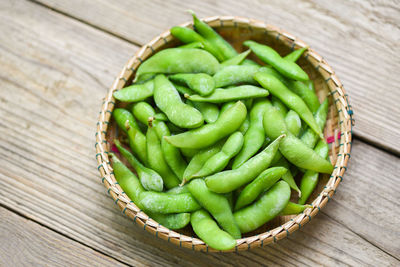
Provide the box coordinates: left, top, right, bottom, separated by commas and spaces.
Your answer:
95, 16, 354, 252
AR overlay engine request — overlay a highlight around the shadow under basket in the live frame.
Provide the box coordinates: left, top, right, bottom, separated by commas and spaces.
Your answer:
95, 16, 354, 252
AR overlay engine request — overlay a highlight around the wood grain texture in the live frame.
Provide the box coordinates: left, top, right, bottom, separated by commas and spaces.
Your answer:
33, 0, 400, 155
0, 206, 127, 267
0, 0, 398, 266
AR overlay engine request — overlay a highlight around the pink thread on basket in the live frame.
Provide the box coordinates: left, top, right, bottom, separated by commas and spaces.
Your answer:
326, 131, 341, 144
111, 144, 119, 153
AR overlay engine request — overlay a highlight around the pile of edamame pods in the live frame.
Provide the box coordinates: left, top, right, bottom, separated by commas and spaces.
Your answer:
110, 12, 333, 251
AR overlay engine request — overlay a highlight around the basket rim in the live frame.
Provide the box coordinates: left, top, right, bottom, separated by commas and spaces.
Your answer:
95, 15, 354, 252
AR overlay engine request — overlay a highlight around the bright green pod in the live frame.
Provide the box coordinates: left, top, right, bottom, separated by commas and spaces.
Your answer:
166, 185, 190, 194
169, 73, 215, 96
234, 180, 291, 233
254, 72, 322, 138
213, 65, 259, 87
153, 113, 168, 121
187, 100, 220, 124
283, 46, 308, 62
126, 121, 148, 165
298, 140, 330, 204
150, 212, 191, 230
190, 11, 238, 60
182, 141, 224, 184
113, 108, 140, 134
285, 110, 302, 137
205, 135, 284, 193
139, 192, 200, 214
241, 59, 261, 66
164, 101, 247, 149
170, 26, 224, 61
191, 210, 236, 251
234, 167, 287, 211
287, 80, 320, 114
146, 126, 180, 189
113, 79, 154, 102
220, 50, 251, 67
279, 202, 312, 216
180, 147, 199, 159
114, 140, 163, 192
179, 41, 204, 49
244, 40, 309, 81
192, 132, 244, 178
173, 82, 195, 96
135, 48, 220, 80
232, 99, 270, 169
273, 157, 301, 196
271, 96, 288, 117
154, 74, 204, 129
188, 179, 241, 239
186, 85, 269, 103
221, 101, 249, 135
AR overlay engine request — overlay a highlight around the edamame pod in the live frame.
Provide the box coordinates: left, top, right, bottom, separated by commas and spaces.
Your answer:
154, 74, 204, 128
170, 26, 224, 61
241, 59, 261, 67
192, 132, 244, 178
150, 212, 191, 230
179, 41, 204, 49
190, 11, 238, 60
205, 135, 284, 193
153, 113, 168, 121
169, 73, 215, 96
279, 202, 312, 216
187, 100, 220, 124
271, 96, 288, 117
182, 141, 224, 184
186, 85, 269, 103
173, 82, 195, 96
283, 46, 308, 62
164, 101, 247, 149
139, 192, 200, 214
220, 50, 251, 67
180, 147, 199, 159
298, 140, 330, 204
135, 48, 220, 80
232, 99, 270, 169
113, 108, 140, 134
115, 140, 163, 192
126, 120, 148, 165
188, 179, 241, 239
234, 180, 291, 233
254, 72, 322, 138
234, 167, 287, 210
191, 210, 236, 251
113, 79, 154, 102
213, 65, 259, 87
244, 40, 309, 81
146, 126, 180, 189
285, 110, 302, 136
287, 80, 320, 114
273, 157, 301, 196
166, 185, 190, 194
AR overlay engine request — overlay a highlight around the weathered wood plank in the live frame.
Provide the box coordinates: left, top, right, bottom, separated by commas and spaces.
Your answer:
0, 0, 398, 266
33, 0, 400, 155
0, 206, 127, 267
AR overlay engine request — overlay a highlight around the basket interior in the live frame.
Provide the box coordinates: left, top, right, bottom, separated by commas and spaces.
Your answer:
106, 23, 340, 241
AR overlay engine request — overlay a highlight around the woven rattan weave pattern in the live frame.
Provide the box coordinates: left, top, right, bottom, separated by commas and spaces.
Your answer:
95, 16, 354, 252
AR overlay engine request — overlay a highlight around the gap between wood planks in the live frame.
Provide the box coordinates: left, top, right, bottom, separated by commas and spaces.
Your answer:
28, 0, 400, 158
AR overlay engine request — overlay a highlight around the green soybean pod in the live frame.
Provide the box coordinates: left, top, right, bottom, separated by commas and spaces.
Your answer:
188, 179, 241, 239
298, 140, 330, 205
179, 41, 204, 49
180, 147, 199, 159
132, 102, 187, 179
164, 101, 247, 149
241, 59, 261, 67
169, 73, 215, 96
234, 180, 291, 233
279, 202, 312, 216
221, 101, 249, 135
205, 135, 285, 193
285, 110, 302, 136
153, 113, 168, 121
173, 82, 196, 96
113, 108, 140, 134
154, 74, 204, 129
273, 157, 301, 196
244, 40, 309, 81
135, 48, 220, 80
191, 210, 236, 251
187, 100, 220, 124
170, 26, 224, 61
126, 121, 148, 165
114, 140, 163, 192
182, 141, 224, 184
287, 80, 320, 114
186, 85, 269, 103
254, 72, 323, 138
220, 50, 251, 67
139, 192, 200, 214
283, 46, 308, 62
234, 167, 287, 211
146, 126, 180, 189
192, 132, 244, 178
190, 11, 238, 60
232, 99, 270, 169
213, 65, 259, 87
271, 96, 288, 117
166, 185, 190, 194
150, 212, 191, 230
301, 98, 329, 149
113, 79, 154, 102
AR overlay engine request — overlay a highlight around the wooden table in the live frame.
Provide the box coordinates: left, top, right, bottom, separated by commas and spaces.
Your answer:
1, 0, 399, 266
